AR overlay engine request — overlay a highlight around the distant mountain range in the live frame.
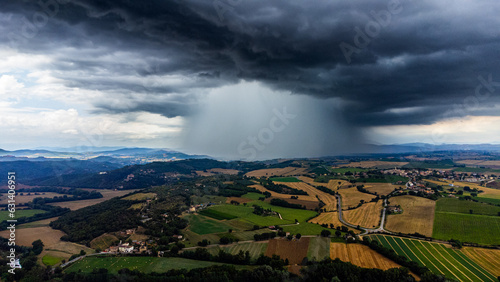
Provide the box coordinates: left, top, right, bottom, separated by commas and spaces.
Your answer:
360, 143, 500, 154
0, 147, 211, 165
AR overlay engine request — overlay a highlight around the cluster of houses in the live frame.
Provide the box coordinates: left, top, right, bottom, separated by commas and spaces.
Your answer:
187, 203, 216, 213
104, 240, 150, 254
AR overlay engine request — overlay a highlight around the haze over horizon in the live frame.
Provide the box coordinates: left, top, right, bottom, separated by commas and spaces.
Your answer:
1, 0, 500, 160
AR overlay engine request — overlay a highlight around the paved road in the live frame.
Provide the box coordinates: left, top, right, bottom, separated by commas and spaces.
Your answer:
335, 194, 394, 236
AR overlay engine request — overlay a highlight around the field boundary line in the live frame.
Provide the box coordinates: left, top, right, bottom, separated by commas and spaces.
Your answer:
453, 249, 496, 281
381, 235, 408, 257
391, 236, 426, 267
426, 242, 476, 281
402, 239, 442, 274
413, 240, 459, 280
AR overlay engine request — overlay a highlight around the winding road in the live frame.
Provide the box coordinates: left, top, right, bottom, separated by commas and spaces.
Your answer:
335, 195, 393, 236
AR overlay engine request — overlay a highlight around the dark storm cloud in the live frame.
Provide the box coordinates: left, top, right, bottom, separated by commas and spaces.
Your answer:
2, 0, 500, 125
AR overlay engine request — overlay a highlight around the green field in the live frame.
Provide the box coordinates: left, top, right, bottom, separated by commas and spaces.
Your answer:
269, 177, 301, 182
475, 197, 500, 206
370, 235, 497, 282
307, 237, 330, 261
436, 198, 500, 216
331, 167, 369, 174
201, 202, 317, 227
183, 214, 234, 235
205, 242, 268, 260
190, 195, 227, 205
199, 208, 238, 220
433, 212, 500, 245
242, 192, 264, 200
281, 223, 329, 236
64, 256, 252, 273
0, 209, 46, 222
42, 255, 63, 266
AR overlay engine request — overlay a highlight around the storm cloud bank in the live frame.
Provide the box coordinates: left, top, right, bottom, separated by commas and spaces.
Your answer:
1, 0, 500, 157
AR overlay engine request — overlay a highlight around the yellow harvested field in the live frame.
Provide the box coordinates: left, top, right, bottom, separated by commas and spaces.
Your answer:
0, 192, 66, 205
298, 176, 348, 190
343, 201, 383, 228
308, 212, 357, 233
48, 189, 140, 210
456, 160, 500, 167
122, 192, 157, 201
385, 195, 435, 237
208, 168, 239, 175
249, 184, 319, 202
330, 243, 407, 271
338, 161, 409, 168
362, 183, 402, 196
0, 218, 94, 265
338, 187, 375, 209
425, 179, 500, 199
462, 247, 500, 276
276, 182, 337, 211
245, 167, 307, 177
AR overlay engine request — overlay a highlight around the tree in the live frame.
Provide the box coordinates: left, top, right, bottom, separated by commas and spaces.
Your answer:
32, 239, 44, 255
321, 230, 331, 237
296, 233, 301, 239
335, 230, 341, 237
469, 209, 473, 214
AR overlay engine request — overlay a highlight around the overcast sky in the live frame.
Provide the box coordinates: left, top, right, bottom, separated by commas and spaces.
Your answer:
1, 0, 500, 159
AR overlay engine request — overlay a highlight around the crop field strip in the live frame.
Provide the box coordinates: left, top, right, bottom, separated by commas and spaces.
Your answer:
329, 243, 406, 271
370, 235, 496, 282
206, 242, 268, 260
462, 247, 500, 276
249, 184, 319, 202
244, 167, 307, 178
342, 200, 382, 228
307, 212, 357, 232
276, 182, 337, 211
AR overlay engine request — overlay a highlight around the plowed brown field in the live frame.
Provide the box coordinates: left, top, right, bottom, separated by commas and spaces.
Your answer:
343, 201, 383, 228
265, 237, 310, 264
276, 182, 337, 211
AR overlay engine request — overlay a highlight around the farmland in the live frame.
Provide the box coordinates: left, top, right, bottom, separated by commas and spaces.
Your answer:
64, 256, 252, 274
277, 182, 337, 211
362, 183, 402, 196
183, 214, 234, 235
338, 161, 409, 169
385, 195, 436, 236
205, 242, 268, 260
122, 192, 156, 201
265, 238, 310, 264
433, 212, 500, 245
0, 217, 94, 265
436, 198, 500, 216
370, 235, 497, 282
343, 201, 382, 228
330, 167, 369, 174
308, 212, 358, 233
245, 167, 307, 178
89, 233, 119, 249
306, 237, 330, 261
249, 184, 319, 202
298, 176, 348, 190
329, 243, 405, 271
48, 189, 140, 210
462, 247, 500, 276
196, 201, 318, 227
0, 209, 46, 222
337, 187, 375, 209
0, 192, 65, 205
269, 177, 300, 182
